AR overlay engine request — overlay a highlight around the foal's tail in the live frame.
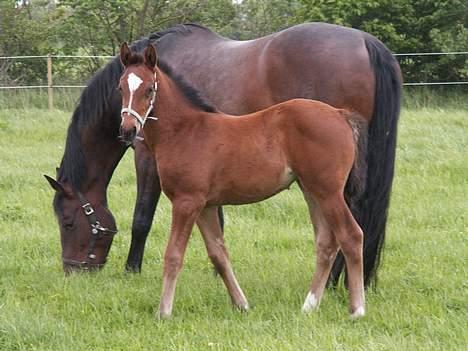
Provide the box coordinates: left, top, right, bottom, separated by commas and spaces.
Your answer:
345, 113, 368, 212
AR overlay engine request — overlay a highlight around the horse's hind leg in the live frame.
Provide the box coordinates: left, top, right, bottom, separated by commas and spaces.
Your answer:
197, 206, 249, 311
301, 194, 339, 313
320, 194, 365, 317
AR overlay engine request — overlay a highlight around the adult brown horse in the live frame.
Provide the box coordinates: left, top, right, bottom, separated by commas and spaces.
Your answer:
45, 23, 401, 286
119, 42, 369, 318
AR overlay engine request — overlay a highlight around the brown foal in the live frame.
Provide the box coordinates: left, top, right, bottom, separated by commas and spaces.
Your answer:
118, 43, 368, 319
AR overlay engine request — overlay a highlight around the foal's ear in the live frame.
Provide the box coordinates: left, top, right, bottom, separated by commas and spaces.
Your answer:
120, 42, 131, 67
44, 175, 67, 195
144, 43, 158, 70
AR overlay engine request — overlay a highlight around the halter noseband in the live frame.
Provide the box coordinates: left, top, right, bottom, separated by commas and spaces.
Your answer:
62, 192, 118, 269
120, 73, 159, 129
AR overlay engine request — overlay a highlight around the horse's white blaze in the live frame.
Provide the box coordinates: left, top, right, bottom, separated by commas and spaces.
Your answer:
126, 73, 143, 112
302, 291, 319, 312
121, 72, 145, 130
350, 306, 365, 319
127, 72, 143, 93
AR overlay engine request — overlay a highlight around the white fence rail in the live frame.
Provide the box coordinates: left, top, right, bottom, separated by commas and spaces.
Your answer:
0, 52, 467, 109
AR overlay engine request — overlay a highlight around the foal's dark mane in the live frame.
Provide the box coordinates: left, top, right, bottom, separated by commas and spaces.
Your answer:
158, 60, 217, 113
125, 53, 217, 113
56, 23, 211, 192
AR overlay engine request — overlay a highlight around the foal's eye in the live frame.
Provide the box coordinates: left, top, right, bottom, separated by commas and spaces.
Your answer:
146, 87, 154, 96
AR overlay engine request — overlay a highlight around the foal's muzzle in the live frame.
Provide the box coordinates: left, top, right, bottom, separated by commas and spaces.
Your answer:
119, 123, 138, 145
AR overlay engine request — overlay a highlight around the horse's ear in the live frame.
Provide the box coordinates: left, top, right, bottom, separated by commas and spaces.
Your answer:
144, 43, 158, 70
120, 42, 131, 67
44, 175, 66, 194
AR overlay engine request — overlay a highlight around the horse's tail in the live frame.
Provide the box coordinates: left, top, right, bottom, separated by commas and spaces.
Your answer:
329, 35, 402, 288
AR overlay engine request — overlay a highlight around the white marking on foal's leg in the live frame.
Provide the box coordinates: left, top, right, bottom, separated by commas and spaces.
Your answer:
350, 306, 365, 319
230, 268, 249, 311
302, 291, 319, 313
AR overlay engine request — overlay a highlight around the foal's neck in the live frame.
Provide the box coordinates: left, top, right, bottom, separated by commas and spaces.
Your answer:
149, 68, 213, 142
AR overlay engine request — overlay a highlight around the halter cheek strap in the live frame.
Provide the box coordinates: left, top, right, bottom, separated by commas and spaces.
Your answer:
121, 74, 159, 128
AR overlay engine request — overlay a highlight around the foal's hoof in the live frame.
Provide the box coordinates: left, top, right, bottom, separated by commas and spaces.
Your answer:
301, 292, 319, 313
156, 310, 172, 321
350, 306, 365, 319
235, 303, 249, 313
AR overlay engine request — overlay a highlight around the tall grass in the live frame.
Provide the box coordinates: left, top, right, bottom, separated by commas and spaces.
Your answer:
402, 86, 468, 109
0, 88, 81, 110
0, 102, 466, 350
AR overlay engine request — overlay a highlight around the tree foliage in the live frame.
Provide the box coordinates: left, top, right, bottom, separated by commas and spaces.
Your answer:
0, 0, 466, 85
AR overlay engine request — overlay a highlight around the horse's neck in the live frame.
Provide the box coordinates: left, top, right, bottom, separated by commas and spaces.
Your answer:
86, 132, 126, 191
61, 115, 127, 198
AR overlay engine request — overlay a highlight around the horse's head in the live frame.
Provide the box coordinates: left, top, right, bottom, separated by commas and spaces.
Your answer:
118, 42, 159, 145
44, 174, 118, 274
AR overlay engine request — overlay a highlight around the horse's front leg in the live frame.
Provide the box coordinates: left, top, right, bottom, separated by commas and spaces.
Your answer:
158, 197, 204, 319
126, 141, 161, 272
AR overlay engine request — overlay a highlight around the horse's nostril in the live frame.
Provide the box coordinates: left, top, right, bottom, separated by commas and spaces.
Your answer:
119, 125, 137, 143
128, 126, 137, 140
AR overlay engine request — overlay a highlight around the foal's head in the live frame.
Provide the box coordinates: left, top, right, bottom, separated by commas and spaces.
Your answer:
119, 42, 159, 144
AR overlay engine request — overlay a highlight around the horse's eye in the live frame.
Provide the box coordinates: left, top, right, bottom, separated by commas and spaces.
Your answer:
63, 223, 74, 231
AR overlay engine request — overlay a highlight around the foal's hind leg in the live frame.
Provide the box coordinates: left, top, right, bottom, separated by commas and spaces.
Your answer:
197, 206, 249, 311
320, 194, 365, 317
301, 195, 339, 313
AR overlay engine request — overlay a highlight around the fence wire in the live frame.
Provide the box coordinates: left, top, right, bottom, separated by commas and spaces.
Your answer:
0, 52, 467, 89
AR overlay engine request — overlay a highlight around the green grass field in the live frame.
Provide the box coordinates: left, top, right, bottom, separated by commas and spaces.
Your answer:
0, 103, 466, 350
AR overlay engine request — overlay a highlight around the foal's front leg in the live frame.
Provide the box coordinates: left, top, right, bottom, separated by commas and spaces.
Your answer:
197, 206, 249, 311
158, 197, 204, 319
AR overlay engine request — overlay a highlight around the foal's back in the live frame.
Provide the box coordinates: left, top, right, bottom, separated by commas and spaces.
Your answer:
199, 99, 357, 205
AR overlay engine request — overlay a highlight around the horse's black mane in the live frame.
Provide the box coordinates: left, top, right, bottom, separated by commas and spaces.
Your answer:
56, 23, 212, 191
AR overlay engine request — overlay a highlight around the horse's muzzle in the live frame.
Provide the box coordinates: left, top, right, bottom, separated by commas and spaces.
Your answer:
119, 125, 137, 145
63, 258, 106, 275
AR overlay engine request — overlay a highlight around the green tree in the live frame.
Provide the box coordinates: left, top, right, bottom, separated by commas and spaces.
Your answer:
0, 0, 53, 85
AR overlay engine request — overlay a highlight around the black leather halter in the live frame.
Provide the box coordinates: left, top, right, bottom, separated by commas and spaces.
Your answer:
62, 192, 118, 269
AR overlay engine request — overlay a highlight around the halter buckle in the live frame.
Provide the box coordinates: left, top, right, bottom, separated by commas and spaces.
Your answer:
82, 203, 94, 216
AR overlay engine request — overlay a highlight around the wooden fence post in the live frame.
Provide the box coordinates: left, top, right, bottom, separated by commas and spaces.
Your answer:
47, 54, 53, 110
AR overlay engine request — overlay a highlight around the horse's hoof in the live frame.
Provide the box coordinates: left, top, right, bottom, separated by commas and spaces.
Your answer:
350, 306, 365, 319
124, 265, 141, 273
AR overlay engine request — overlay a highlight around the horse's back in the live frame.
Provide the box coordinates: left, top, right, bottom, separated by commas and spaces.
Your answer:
156, 23, 375, 118
258, 23, 374, 118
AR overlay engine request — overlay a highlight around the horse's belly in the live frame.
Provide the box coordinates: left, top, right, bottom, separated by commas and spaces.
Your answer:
209, 165, 296, 205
